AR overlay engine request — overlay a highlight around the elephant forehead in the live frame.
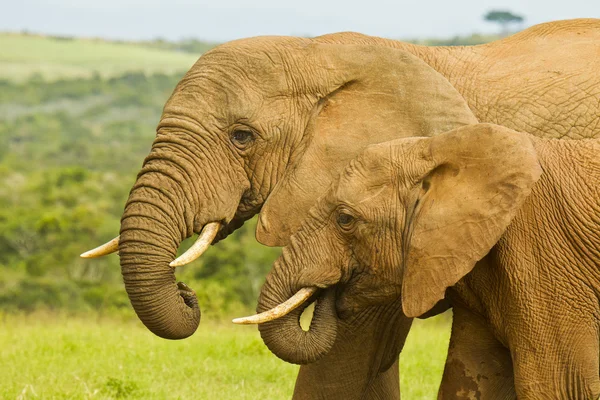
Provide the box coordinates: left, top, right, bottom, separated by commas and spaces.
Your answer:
332, 138, 434, 207
164, 45, 316, 124
186, 37, 314, 92
334, 173, 392, 207
329, 154, 389, 201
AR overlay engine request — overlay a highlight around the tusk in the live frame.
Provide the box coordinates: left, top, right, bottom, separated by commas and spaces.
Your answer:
232, 287, 317, 325
80, 236, 120, 258
169, 222, 221, 267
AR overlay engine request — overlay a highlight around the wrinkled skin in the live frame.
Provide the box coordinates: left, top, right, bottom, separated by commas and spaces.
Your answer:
258, 123, 600, 399
109, 18, 600, 398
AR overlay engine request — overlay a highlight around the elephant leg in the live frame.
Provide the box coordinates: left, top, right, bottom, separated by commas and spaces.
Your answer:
438, 307, 515, 400
510, 319, 600, 400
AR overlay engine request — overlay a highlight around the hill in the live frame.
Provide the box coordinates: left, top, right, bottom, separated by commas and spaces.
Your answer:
0, 33, 203, 82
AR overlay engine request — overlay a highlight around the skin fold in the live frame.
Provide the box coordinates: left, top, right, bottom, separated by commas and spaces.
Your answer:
257, 123, 600, 399
88, 18, 600, 398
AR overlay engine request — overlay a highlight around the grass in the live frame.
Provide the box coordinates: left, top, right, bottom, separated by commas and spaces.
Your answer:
0, 313, 298, 399
400, 314, 452, 398
0, 33, 200, 82
0, 312, 451, 399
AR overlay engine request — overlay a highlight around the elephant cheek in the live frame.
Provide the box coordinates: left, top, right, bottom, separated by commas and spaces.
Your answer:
336, 277, 402, 319
335, 294, 359, 320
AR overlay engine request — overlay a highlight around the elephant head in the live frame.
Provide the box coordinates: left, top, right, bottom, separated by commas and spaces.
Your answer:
81, 36, 476, 340
239, 123, 541, 362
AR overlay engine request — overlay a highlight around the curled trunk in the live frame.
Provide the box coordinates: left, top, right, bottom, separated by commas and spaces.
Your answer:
119, 174, 200, 340
257, 260, 338, 364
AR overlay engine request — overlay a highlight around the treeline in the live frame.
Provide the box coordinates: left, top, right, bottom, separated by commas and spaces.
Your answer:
0, 72, 280, 318
141, 38, 219, 54
407, 33, 501, 46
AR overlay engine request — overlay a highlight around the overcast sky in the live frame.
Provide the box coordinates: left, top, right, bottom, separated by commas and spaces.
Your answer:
2, 0, 598, 42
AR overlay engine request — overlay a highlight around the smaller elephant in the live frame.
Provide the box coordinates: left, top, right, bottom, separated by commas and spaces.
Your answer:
236, 123, 600, 399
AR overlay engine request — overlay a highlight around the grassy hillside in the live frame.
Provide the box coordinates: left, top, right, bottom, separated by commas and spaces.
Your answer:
0, 33, 202, 82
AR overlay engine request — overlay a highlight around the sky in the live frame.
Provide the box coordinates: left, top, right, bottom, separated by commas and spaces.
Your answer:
2, 0, 598, 42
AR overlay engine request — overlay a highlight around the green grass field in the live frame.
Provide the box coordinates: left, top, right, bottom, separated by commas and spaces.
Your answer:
0, 312, 451, 399
0, 34, 200, 82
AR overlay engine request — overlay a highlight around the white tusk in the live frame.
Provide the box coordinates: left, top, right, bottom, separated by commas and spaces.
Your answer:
169, 222, 221, 267
80, 236, 120, 258
232, 287, 317, 325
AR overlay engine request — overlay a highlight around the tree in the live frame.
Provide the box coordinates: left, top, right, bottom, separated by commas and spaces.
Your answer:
484, 10, 525, 36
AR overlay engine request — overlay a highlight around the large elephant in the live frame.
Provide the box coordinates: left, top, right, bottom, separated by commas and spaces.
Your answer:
244, 123, 600, 399
81, 18, 600, 399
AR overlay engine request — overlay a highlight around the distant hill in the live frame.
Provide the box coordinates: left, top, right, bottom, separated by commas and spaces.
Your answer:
0, 33, 209, 82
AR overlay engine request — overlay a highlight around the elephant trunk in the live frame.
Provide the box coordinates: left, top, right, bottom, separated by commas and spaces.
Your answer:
257, 253, 338, 364
119, 169, 200, 340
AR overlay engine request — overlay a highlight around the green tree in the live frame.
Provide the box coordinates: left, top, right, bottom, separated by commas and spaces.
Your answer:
484, 10, 525, 36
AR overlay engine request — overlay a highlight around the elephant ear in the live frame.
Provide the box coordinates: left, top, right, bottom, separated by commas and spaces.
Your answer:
256, 43, 478, 246
400, 124, 542, 317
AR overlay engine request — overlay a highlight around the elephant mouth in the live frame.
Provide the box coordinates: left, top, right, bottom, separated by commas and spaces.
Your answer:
213, 200, 261, 244
211, 216, 247, 244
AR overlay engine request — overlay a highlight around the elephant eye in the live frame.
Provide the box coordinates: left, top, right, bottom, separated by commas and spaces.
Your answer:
337, 212, 355, 229
230, 129, 254, 148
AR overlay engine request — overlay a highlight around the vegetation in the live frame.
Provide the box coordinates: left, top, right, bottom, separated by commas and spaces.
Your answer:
407, 33, 501, 46
0, 312, 451, 399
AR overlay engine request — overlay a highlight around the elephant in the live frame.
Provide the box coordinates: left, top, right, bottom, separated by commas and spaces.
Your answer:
81, 18, 600, 399
243, 123, 600, 399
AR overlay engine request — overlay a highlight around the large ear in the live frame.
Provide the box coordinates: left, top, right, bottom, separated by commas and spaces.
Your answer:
256, 43, 478, 246
400, 123, 542, 317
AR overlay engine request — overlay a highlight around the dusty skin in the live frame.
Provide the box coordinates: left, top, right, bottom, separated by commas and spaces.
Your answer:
82, 19, 600, 399
255, 123, 600, 399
